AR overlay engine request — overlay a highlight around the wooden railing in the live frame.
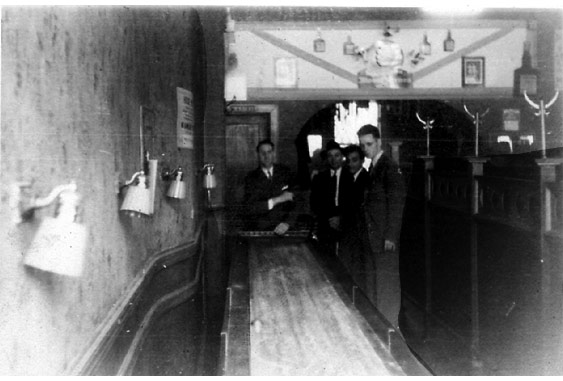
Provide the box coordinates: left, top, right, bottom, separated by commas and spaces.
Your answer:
402, 154, 563, 376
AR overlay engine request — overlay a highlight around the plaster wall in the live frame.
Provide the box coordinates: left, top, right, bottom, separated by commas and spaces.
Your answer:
0, 6, 206, 375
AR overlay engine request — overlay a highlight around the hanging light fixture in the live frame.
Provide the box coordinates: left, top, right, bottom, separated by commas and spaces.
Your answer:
15, 182, 87, 277
162, 166, 187, 199
202, 164, 216, 208
120, 169, 153, 216
120, 106, 158, 217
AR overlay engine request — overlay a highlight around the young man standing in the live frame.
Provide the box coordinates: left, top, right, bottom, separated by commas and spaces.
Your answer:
357, 124, 406, 330
310, 140, 353, 251
340, 144, 371, 281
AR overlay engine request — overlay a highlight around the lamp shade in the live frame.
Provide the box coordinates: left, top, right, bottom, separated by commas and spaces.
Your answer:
167, 178, 186, 199
23, 217, 87, 277
203, 164, 216, 189
120, 173, 152, 216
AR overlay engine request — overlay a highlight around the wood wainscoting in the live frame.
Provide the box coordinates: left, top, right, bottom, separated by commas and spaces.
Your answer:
70, 229, 206, 375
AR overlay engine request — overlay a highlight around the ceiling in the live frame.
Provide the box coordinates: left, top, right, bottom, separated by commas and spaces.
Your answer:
230, 6, 562, 23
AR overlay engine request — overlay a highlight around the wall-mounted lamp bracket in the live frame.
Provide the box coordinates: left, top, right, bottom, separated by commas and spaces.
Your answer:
161, 166, 183, 182
11, 182, 78, 224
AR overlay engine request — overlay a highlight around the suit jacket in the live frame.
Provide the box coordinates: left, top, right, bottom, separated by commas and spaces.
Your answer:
310, 168, 354, 222
361, 153, 405, 253
342, 167, 370, 230
350, 167, 370, 210
242, 163, 295, 230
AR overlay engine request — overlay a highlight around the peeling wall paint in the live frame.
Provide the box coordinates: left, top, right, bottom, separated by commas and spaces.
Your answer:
0, 6, 206, 375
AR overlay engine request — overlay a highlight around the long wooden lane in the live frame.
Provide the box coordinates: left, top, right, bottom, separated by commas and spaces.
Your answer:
248, 239, 405, 376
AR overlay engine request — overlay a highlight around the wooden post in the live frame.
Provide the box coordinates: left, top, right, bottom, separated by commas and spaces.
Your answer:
536, 158, 563, 374
416, 113, 435, 157
463, 104, 489, 158
466, 156, 489, 375
419, 155, 435, 337
523, 91, 559, 159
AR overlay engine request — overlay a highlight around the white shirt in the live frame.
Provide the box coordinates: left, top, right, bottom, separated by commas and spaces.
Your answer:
353, 167, 365, 182
262, 166, 273, 179
330, 167, 342, 207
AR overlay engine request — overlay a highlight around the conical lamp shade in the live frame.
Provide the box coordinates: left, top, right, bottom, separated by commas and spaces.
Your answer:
23, 217, 87, 277
167, 179, 186, 199
120, 180, 152, 215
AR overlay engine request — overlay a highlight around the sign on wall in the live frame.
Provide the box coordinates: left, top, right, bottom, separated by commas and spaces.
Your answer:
176, 87, 194, 149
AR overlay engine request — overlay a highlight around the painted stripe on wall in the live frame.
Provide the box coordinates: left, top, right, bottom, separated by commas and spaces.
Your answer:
412, 27, 515, 82
252, 30, 357, 84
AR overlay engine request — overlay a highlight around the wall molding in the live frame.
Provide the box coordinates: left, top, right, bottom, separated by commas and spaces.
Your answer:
246, 87, 513, 101
117, 239, 205, 375
236, 19, 528, 31
68, 229, 203, 375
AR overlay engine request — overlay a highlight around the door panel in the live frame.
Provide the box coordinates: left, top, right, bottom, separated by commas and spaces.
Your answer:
225, 114, 270, 230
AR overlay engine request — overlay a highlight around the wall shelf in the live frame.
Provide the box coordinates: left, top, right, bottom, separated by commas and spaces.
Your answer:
247, 87, 514, 101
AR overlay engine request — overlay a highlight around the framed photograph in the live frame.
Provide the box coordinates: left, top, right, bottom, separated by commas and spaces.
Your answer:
503, 108, 520, 131
462, 56, 485, 87
275, 57, 298, 88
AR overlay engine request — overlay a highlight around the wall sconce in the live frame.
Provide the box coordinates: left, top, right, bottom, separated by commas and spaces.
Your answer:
202, 164, 216, 208
162, 166, 187, 199
120, 157, 158, 217
120, 106, 158, 217
12, 182, 87, 277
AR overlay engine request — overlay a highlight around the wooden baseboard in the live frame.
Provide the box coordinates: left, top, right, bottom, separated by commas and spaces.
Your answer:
69, 235, 203, 375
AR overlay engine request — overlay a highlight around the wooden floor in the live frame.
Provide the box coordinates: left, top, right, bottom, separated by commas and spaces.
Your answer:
248, 240, 405, 376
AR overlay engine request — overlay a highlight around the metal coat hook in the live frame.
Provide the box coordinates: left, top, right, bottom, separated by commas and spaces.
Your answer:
416, 112, 436, 156
523, 91, 559, 158
463, 104, 490, 157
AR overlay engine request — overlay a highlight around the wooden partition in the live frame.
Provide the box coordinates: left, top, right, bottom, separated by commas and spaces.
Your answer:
401, 153, 563, 375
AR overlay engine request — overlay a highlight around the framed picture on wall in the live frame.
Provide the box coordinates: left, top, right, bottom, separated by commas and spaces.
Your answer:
462, 56, 485, 87
503, 108, 520, 131
275, 57, 298, 88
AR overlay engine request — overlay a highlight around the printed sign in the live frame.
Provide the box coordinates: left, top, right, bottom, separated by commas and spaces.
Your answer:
176, 87, 193, 149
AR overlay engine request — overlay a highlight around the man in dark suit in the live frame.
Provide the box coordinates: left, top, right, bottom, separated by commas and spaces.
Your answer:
242, 139, 295, 235
344, 144, 370, 209
310, 140, 353, 251
357, 124, 406, 330
340, 144, 371, 281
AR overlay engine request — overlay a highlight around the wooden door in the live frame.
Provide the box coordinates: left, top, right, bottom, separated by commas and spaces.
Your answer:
225, 113, 270, 230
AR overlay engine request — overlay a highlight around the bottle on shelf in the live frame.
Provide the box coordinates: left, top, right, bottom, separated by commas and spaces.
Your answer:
420, 32, 431, 55
443, 30, 455, 52
513, 41, 540, 97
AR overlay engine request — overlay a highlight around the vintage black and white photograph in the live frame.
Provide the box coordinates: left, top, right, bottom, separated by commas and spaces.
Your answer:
1, 1, 562, 378
462, 56, 485, 87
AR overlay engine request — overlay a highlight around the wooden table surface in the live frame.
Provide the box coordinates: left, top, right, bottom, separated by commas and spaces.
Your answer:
248, 240, 405, 376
